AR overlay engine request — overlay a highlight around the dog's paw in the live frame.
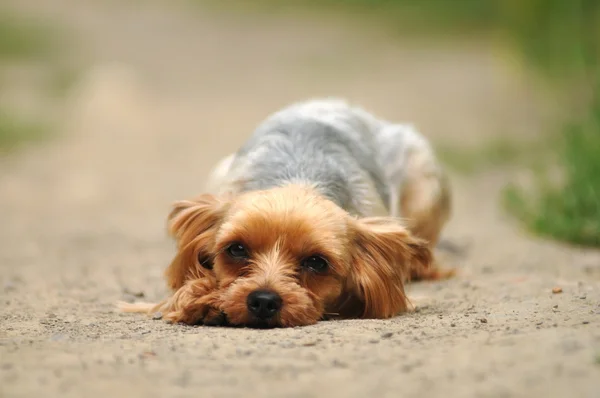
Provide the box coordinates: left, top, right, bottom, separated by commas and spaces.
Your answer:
160, 301, 209, 325
159, 288, 225, 326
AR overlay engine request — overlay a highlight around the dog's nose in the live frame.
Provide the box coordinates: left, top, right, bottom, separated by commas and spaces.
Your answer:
247, 290, 282, 320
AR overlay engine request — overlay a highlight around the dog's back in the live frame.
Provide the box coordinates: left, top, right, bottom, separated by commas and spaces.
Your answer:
207, 99, 437, 219
224, 100, 393, 215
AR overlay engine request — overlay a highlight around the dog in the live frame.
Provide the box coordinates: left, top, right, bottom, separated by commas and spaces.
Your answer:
120, 99, 453, 328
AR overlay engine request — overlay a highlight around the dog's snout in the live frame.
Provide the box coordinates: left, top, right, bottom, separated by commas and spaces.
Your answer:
247, 290, 282, 320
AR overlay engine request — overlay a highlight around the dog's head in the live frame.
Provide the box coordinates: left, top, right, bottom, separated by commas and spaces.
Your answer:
165, 184, 431, 328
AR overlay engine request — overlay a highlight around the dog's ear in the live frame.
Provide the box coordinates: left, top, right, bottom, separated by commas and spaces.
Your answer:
165, 194, 228, 290
346, 217, 432, 318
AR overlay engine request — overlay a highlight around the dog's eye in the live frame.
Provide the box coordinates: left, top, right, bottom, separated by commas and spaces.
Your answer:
301, 255, 328, 273
197, 253, 213, 270
226, 242, 249, 259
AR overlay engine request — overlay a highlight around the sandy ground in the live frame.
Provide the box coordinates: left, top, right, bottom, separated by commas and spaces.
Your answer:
1, 1, 600, 397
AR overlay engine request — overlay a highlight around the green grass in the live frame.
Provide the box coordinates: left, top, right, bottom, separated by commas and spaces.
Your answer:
0, 10, 54, 60
0, 9, 59, 152
439, 102, 600, 248
199, 0, 500, 33
496, 1, 600, 248
504, 98, 600, 247
0, 111, 47, 153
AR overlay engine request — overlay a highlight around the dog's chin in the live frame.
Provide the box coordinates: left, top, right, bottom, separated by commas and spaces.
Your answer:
202, 310, 280, 329
203, 312, 320, 328
245, 319, 279, 329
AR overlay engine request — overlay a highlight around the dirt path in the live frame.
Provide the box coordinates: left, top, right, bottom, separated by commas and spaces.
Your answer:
1, 1, 599, 397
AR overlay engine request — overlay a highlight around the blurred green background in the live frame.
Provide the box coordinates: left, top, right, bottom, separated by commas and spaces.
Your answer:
1, 0, 598, 247
0, 7, 68, 152
0, 10, 48, 150
220, 0, 600, 246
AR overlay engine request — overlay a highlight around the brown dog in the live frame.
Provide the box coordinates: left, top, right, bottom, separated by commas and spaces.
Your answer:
119, 99, 453, 327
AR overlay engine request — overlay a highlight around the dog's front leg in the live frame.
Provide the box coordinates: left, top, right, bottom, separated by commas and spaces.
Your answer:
119, 276, 221, 325
159, 277, 222, 325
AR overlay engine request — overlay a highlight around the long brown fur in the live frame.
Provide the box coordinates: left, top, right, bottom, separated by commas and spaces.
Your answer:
120, 184, 443, 327
346, 217, 432, 319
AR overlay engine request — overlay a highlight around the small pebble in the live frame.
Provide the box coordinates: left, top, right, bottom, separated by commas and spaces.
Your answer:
236, 348, 252, 356
369, 338, 380, 344
582, 321, 589, 325
552, 287, 563, 294
302, 341, 318, 347
49, 334, 68, 342
3, 282, 16, 292
139, 351, 156, 359
579, 294, 587, 300
450, 323, 456, 327
152, 312, 162, 320
123, 288, 145, 298
553, 305, 558, 309
381, 332, 394, 339
332, 359, 348, 368
400, 364, 413, 373
480, 318, 488, 324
